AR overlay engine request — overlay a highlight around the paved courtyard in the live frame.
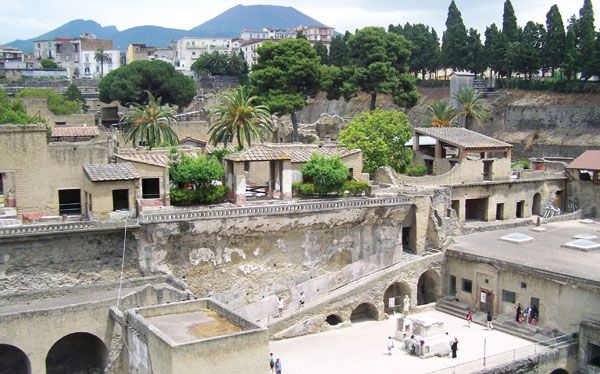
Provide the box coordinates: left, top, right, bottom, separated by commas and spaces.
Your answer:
269, 310, 533, 374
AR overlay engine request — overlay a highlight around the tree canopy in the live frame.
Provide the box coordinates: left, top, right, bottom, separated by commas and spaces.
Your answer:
190, 51, 248, 79
0, 90, 44, 125
250, 38, 321, 142
338, 109, 413, 174
99, 60, 196, 109
544, 5, 566, 76
442, 1, 469, 70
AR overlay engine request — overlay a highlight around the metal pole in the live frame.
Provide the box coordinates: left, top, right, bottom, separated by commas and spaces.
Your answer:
483, 337, 487, 366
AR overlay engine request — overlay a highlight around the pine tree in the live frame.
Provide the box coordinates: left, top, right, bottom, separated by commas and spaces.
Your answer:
391, 23, 440, 79
518, 22, 544, 79
502, 0, 519, 43
313, 41, 329, 65
544, 5, 566, 77
562, 16, 580, 80
329, 35, 350, 67
442, 0, 469, 70
428, 28, 442, 78
484, 23, 508, 78
465, 28, 486, 76
578, 0, 596, 79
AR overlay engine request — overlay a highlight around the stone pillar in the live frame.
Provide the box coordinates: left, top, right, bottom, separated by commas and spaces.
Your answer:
281, 160, 292, 200
413, 133, 420, 152
458, 199, 466, 223
434, 141, 442, 159
413, 195, 430, 254
232, 161, 246, 205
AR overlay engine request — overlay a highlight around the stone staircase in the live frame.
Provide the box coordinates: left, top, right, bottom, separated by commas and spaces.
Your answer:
435, 297, 556, 342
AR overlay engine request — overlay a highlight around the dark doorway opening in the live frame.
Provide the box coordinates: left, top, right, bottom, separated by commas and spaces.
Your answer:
142, 178, 160, 199
417, 270, 440, 305
325, 314, 343, 326
402, 227, 414, 253
46, 332, 107, 374
0, 173, 4, 196
449, 275, 457, 296
350, 303, 378, 323
0, 344, 31, 374
549, 369, 569, 374
479, 289, 494, 312
112, 189, 129, 211
589, 343, 600, 367
532, 193, 542, 216
58, 189, 81, 215
516, 201, 525, 218
465, 198, 487, 221
451, 200, 460, 218
483, 160, 493, 181
496, 203, 505, 220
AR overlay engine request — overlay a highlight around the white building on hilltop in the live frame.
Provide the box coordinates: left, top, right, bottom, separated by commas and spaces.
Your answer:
240, 28, 296, 40
174, 37, 241, 71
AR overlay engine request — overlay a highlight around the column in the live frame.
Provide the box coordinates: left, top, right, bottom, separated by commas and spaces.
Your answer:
281, 160, 292, 200
232, 161, 246, 205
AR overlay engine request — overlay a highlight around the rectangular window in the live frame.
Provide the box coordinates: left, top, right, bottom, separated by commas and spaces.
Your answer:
142, 178, 160, 199
112, 189, 129, 211
58, 189, 81, 215
521, 282, 527, 289
502, 289, 516, 303
461, 278, 472, 293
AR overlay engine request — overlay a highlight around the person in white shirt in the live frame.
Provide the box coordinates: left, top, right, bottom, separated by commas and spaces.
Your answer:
386, 336, 395, 355
277, 297, 284, 317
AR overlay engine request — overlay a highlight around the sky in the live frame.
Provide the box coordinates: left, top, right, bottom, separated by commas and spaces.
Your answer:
2, 0, 599, 44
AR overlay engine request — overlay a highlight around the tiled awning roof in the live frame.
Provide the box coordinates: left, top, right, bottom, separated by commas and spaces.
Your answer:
83, 162, 138, 182
225, 146, 291, 162
414, 127, 512, 149
263, 144, 360, 163
567, 150, 600, 171
51, 126, 100, 137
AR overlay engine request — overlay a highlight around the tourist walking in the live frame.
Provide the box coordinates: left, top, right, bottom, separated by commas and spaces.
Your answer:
275, 358, 282, 374
466, 311, 473, 327
486, 310, 494, 330
386, 336, 395, 355
277, 297, 284, 318
299, 292, 305, 308
269, 353, 275, 374
409, 335, 417, 355
515, 303, 522, 323
451, 337, 458, 358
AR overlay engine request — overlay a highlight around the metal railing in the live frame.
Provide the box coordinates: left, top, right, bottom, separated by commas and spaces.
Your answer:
140, 196, 414, 224
426, 334, 576, 374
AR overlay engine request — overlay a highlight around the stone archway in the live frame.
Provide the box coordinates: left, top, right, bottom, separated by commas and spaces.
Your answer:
46, 332, 107, 374
325, 314, 343, 326
549, 369, 569, 374
533, 193, 542, 216
417, 270, 441, 305
0, 344, 31, 374
383, 281, 412, 314
350, 302, 378, 323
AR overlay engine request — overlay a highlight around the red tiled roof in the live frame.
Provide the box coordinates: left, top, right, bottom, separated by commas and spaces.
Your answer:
567, 150, 600, 171
51, 126, 99, 137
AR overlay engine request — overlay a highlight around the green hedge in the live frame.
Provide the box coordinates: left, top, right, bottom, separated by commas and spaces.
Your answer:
511, 160, 530, 169
16, 88, 81, 115
405, 165, 428, 176
496, 78, 600, 93
170, 185, 228, 206
293, 181, 369, 197
416, 79, 450, 88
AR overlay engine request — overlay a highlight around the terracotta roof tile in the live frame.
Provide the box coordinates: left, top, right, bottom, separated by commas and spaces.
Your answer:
414, 128, 512, 149
51, 126, 100, 137
567, 150, 600, 171
84, 163, 138, 182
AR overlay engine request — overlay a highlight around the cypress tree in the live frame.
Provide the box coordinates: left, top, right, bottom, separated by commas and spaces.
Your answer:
563, 16, 580, 80
544, 5, 566, 77
465, 28, 486, 76
428, 28, 442, 78
519, 22, 544, 79
329, 35, 350, 67
442, 0, 469, 70
578, 0, 596, 79
484, 23, 508, 78
502, 0, 519, 43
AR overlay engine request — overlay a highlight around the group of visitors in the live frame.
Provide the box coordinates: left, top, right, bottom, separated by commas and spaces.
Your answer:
466, 310, 494, 329
276, 292, 305, 318
269, 353, 282, 374
515, 303, 539, 325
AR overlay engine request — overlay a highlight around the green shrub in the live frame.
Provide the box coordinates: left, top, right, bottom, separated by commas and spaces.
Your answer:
169, 185, 228, 206
169, 188, 196, 205
343, 181, 369, 196
16, 88, 80, 115
298, 183, 316, 196
416, 79, 450, 88
301, 154, 349, 194
210, 149, 232, 162
39, 58, 59, 69
511, 160, 530, 169
496, 78, 600, 94
405, 165, 428, 176
170, 154, 224, 188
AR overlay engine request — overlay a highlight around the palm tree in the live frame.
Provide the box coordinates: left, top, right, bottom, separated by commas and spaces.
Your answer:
208, 87, 273, 150
120, 91, 179, 148
426, 100, 458, 127
94, 48, 110, 78
453, 87, 491, 130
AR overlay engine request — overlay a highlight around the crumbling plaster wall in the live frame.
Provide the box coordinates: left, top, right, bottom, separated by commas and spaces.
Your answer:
133, 205, 420, 317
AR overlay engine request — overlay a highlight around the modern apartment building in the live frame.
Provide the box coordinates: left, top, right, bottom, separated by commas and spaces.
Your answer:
174, 37, 241, 71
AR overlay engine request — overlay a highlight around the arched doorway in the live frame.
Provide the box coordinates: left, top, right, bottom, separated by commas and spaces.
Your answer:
325, 314, 343, 326
383, 282, 411, 314
0, 344, 31, 374
350, 302, 378, 323
417, 270, 440, 305
46, 332, 107, 374
533, 193, 542, 216
549, 369, 569, 374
